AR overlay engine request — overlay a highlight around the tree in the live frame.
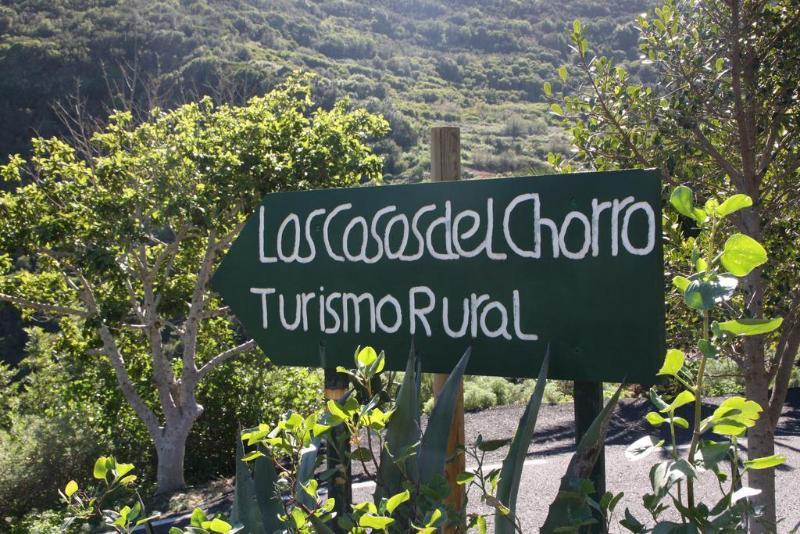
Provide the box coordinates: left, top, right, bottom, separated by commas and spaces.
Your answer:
0, 75, 388, 494
549, 3, 800, 529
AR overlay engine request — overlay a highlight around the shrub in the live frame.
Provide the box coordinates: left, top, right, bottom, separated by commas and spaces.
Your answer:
6, 510, 63, 533
463, 380, 498, 411
0, 412, 108, 520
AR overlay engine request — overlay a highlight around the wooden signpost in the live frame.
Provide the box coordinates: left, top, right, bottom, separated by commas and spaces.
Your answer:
430, 126, 466, 529
211, 127, 665, 527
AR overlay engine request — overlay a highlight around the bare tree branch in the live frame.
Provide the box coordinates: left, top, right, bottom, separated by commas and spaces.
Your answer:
689, 124, 745, 185
768, 291, 800, 426
197, 339, 257, 380
0, 292, 89, 318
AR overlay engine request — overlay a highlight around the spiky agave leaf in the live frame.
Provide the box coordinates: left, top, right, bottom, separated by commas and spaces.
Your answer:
494, 348, 550, 534
540, 383, 625, 533
231, 433, 268, 534
418, 347, 471, 485
376, 342, 422, 501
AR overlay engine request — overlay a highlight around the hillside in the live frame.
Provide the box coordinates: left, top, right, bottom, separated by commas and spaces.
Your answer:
0, 0, 654, 182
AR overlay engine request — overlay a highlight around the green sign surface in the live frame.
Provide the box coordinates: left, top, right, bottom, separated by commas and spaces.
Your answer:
212, 169, 664, 382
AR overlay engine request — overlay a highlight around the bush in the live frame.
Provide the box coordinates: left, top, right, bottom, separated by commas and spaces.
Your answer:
6, 509, 63, 533
422, 376, 565, 413
463, 380, 498, 411
186, 360, 322, 482
0, 412, 107, 520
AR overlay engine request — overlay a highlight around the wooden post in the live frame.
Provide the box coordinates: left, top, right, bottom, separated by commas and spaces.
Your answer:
430, 126, 466, 530
574, 380, 605, 533
324, 365, 352, 533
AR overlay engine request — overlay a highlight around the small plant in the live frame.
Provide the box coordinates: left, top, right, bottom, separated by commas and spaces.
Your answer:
235, 344, 469, 532
61, 457, 232, 534
622, 187, 786, 532
60, 456, 155, 533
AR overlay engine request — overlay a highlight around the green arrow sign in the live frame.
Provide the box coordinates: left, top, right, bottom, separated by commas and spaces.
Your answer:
212, 169, 664, 382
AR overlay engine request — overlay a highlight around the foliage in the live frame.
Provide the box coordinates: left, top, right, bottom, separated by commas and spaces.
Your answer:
0, 411, 107, 521
0, 324, 322, 525
621, 187, 785, 532
0, 0, 655, 186
187, 359, 322, 484
53, 343, 622, 532
550, 2, 800, 525
0, 75, 387, 494
60, 458, 234, 534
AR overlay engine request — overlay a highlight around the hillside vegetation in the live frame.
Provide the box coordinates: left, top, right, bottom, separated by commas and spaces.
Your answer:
1, 0, 653, 181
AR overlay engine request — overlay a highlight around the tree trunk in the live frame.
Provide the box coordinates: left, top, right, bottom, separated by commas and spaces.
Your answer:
744, 359, 777, 533
154, 423, 193, 495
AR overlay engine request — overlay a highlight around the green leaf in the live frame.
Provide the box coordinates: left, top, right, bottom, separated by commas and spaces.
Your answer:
93, 456, 109, 480
295, 438, 321, 509
356, 346, 377, 368
661, 390, 695, 413
573, 19, 582, 34
670, 186, 705, 223
695, 257, 708, 272
359, 514, 394, 530
714, 57, 725, 72
721, 234, 767, 277
425, 508, 443, 527
230, 430, 283, 533
671, 417, 689, 429
717, 318, 783, 336
327, 399, 348, 420
731, 487, 761, 503
711, 396, 762, 436
698, 339, 718, 359
716, 194, 752, 217
386, 490, 410, 514
495, 349, 550, 534
695, 442, 731, 471
657, 349, 684, 377
191, 508, 207, 527
115, 463, 134, 478
684, 274, 737, 310
744, 455, 785, 470
672, 276, 690, 292
64, 480, 78, 498
456, 472, 475, 485
241, 450, 265, 462
626, 435, 662, 460
477, 438, 511, 452
645, 412, 666, 426
648, 390, 669, 411
119, 475, 137, 486
550, 103, 564, 115
621, 508, 645, 532
558, 65, 568, 82
650, 459, 695, 499
543, 82, 552, 97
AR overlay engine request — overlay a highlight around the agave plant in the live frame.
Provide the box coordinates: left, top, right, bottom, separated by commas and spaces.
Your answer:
61, 345, 623, 533
460, 350, 625, 533
231, 344, 623, 533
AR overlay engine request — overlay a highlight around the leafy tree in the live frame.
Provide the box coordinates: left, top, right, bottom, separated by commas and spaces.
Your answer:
0, 75, 388, 494
549, 2, 800, 528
